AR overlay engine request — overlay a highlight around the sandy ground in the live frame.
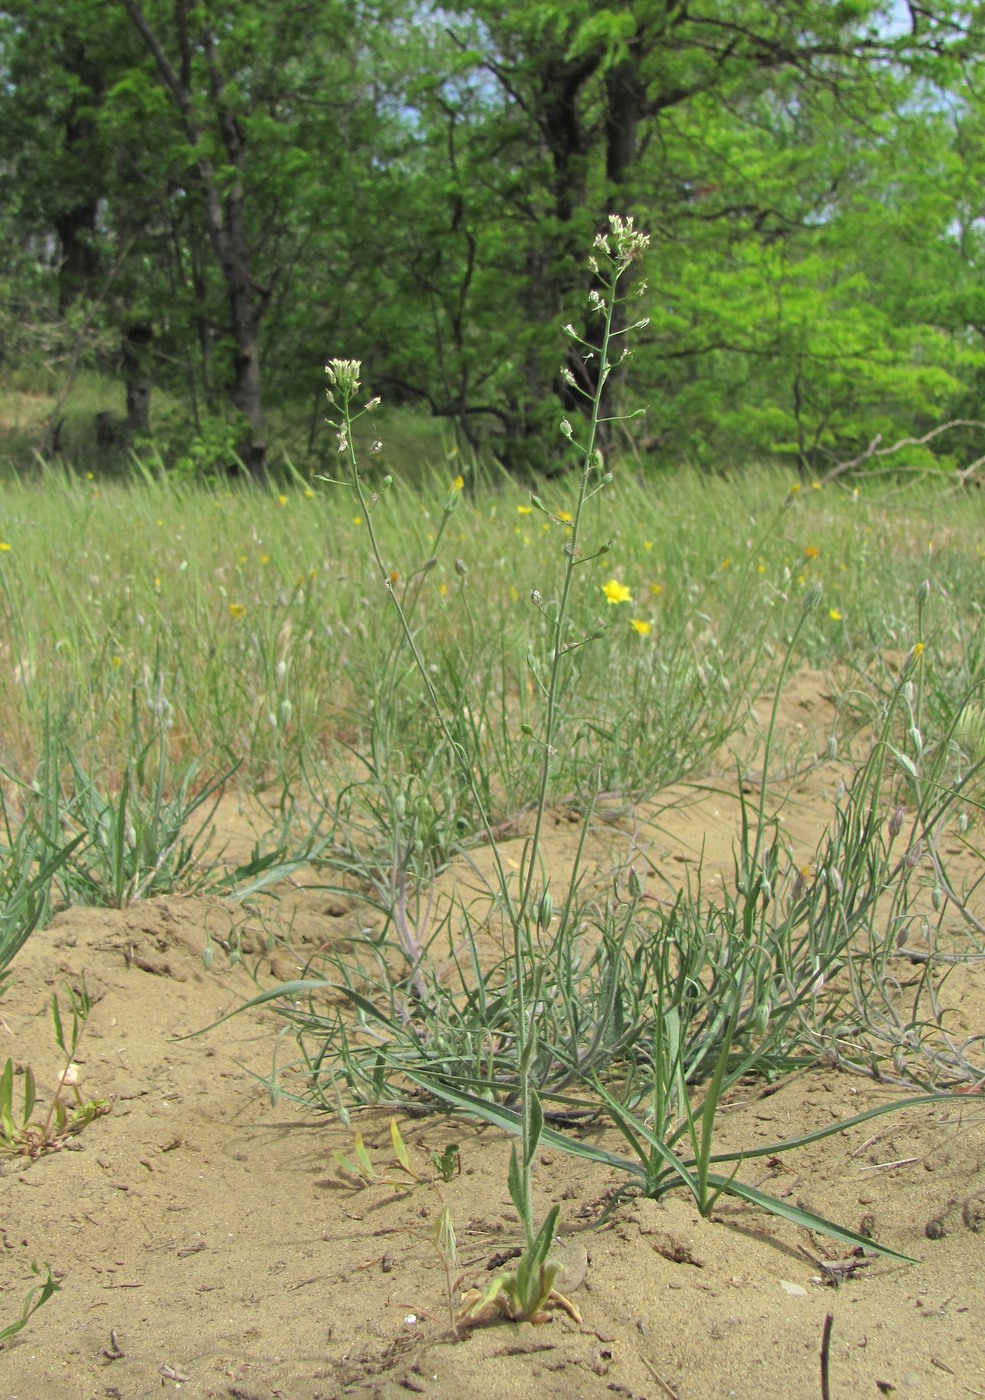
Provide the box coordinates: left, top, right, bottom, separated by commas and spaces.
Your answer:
1, 670, 984, 1400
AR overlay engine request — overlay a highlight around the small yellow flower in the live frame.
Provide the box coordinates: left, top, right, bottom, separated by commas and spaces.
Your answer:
229, 603, 247, 618
602, 579, 633, 605
650, 582, 663, 596
721, 558, 731, 570
790, 483, 801, 494
913, 642, 925, 657
304, 487, 314, 499
451, 475, 464, 492
517, 504, 532, 516
0, 542, 10, 552
643, 540, 652, 552
811, 481, 822, 491
111, 656, 122, 668
278, 494, 288, 506
154, 576, 161, 590
558, 510, 573, 523
631, 618, 652, 637
758, 563, 766, 574
389, 570, 399, 585
804, 545, 819, 559
86, 472, 94, 481
439, 582, 448, 597
353, 515, 363, 525
829, 608, 842, 622
259, 554, 270, 565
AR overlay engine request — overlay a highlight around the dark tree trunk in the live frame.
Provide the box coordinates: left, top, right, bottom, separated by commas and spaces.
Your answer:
123, 321, 154, 434
54, 201, 101, 312
121, 0, 267, 476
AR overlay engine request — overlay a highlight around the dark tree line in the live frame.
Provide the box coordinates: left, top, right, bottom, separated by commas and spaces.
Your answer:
2, 1, 985, 475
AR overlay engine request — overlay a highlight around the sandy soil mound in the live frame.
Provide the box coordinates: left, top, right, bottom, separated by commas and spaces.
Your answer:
2, 679, 984, 1399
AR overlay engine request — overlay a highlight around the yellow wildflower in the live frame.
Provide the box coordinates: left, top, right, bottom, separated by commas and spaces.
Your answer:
229, 603, 247, 618
650, 582, 663, 596
804, 545, 819, 559
451, 475, 464, 492
278, 494, 288, 506
558, 510, 573, 523
602, 579, 633, 605
517, 504, 532, 516
353, 516, 363, 525
0, 542, 10, 552
829, 608, 842, 622
631, 618, 652, 637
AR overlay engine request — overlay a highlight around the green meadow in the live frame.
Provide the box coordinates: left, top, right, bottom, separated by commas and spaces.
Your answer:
2, 312, 984, 1330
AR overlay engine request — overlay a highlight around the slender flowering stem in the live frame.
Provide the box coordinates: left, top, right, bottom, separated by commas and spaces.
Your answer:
325, 215, 649, 1263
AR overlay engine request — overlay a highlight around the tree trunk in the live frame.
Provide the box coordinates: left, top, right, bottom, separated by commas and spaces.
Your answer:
54, 202, 101, 312
123, 321, 154, 434
121, 0, 267, 476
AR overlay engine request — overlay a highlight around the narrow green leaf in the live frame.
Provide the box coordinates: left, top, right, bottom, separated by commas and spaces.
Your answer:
703, 1094, 960, 1166
51, 994, 65, 1056
507, 1144, 525, 1221
353, 1131, 375, 1178
715, 1176, 916, 1263
390, 1118, 420, 1178
525, 1087, 544, 1171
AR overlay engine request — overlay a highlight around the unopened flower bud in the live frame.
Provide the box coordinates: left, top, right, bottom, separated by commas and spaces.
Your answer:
888, 804, 905, 839
915, 579, 931, 606
802, 581, 823, 616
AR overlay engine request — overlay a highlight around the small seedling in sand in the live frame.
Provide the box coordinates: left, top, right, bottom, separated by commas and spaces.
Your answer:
333, 1117, 422, 1187
0, 1263, 60, 1347
430, 1143, 460, 1182
0, 984, 110, 1158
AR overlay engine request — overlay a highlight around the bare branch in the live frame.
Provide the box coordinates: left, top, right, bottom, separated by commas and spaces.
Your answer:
818, 420, 985, 486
